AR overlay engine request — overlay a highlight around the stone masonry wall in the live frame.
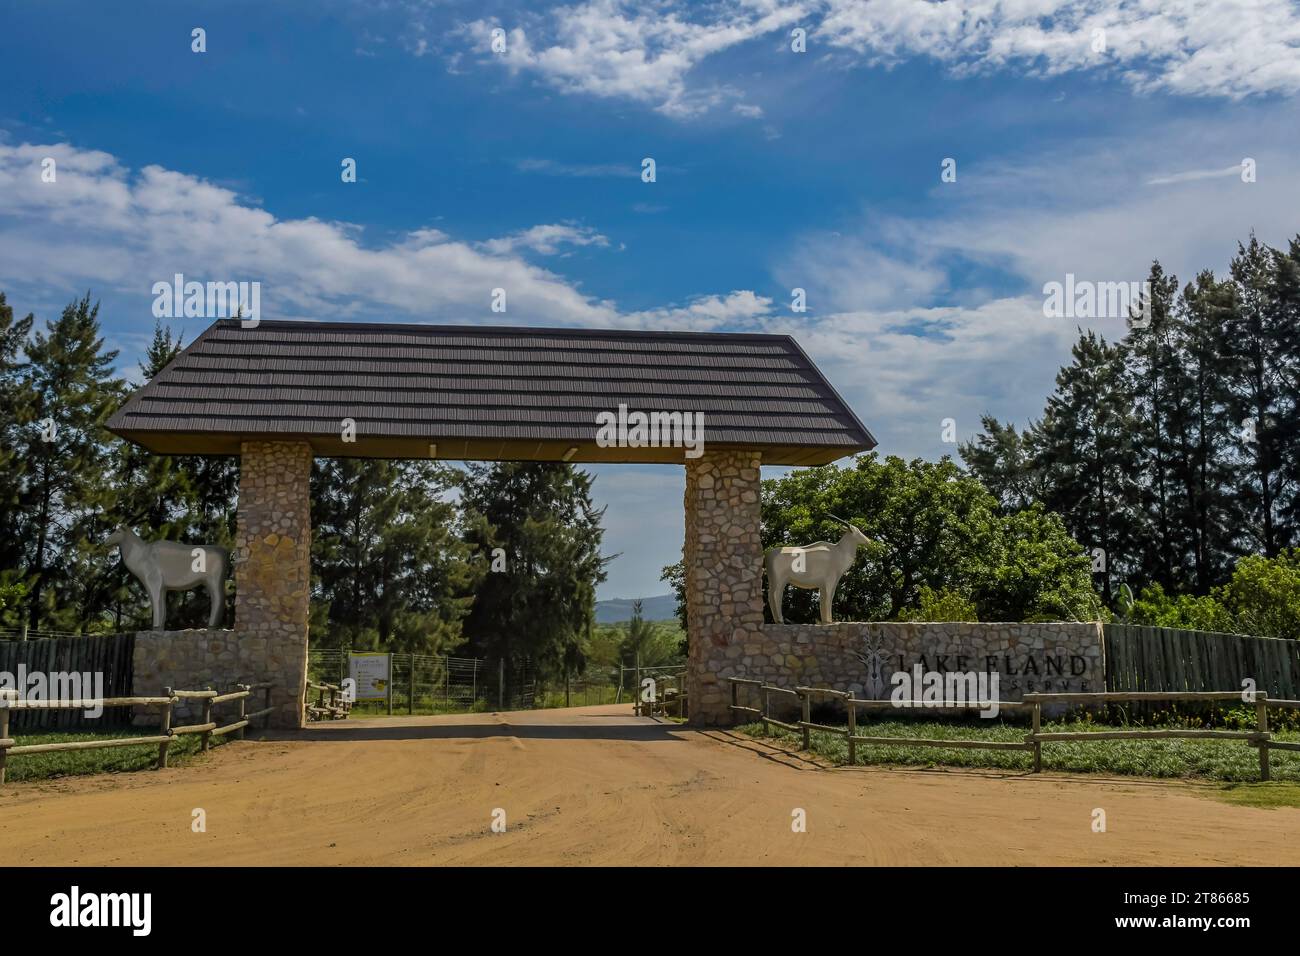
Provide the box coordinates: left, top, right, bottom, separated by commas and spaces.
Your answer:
684, 449, 765, 725
133, 628, 261, 724
131, 441, 312, 728
704, 621, 1106, 722
233, 441, 312, 728
680, 447, 1106, 724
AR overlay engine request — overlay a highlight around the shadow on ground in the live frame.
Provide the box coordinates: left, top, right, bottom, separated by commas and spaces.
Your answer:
260, 714, 690, 744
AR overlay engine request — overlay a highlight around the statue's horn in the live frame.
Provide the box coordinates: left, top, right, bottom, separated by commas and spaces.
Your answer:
827, 513, 850, 527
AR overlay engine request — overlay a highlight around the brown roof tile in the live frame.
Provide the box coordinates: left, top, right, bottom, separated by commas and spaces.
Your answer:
107, 319, 875, 465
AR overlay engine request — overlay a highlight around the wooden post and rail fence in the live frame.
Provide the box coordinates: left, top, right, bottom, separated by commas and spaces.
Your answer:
306, 680, 352, 721
0, 680, 276, 785
726, 678, 1299, 782
637, 671, 688, 720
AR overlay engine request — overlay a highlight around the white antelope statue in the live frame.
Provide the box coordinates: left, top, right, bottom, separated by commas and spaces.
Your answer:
765, 515, 871, 625
105, 527, 229, 629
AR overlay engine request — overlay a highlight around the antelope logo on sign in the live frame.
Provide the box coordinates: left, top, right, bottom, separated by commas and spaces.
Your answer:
855, 628, 891, 700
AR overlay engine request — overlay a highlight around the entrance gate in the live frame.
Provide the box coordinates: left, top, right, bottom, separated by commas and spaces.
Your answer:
107, 319, 874, 727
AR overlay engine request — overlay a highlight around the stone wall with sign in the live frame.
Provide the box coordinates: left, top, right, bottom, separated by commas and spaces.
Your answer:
690, 620, 1106, 724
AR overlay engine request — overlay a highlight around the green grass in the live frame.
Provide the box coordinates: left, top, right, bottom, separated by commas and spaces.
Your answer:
345, 698, 489, 718
737, 718, 1300, 784
538, 685, 623, 709
2, 730, 237, 784
1213, 782, 1300, 808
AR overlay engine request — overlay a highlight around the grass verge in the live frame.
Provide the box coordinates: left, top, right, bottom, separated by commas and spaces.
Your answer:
1213, 782, 1300, 808
736, 718, 1300, 784
3, 730, 237, 785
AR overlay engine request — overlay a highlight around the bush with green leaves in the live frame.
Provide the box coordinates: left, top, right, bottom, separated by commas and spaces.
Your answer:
1128, 549, 1300, 639
757, 453, 1097, 624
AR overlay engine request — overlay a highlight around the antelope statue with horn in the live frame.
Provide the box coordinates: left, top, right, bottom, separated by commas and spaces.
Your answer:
765, 515, 871, 625
105, 527, 229, 630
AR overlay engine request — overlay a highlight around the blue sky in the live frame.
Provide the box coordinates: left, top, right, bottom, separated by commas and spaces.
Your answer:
2, 0, 1299, 599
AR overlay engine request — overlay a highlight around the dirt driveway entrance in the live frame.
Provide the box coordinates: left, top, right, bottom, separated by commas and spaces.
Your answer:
2, 705, 1296, 866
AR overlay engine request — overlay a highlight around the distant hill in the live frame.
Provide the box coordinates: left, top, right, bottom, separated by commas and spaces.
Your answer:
595, 594, 678, 624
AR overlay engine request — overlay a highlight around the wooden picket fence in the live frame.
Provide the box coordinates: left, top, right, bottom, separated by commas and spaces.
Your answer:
0, 632, 136, 730
1104, 623, 1300, 703
0, 681, 275, 785
725, 678, 1300, 781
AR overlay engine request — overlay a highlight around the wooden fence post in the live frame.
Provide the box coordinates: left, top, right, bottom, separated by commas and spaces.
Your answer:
761, 686, 769, 736
263, 684, 272, 727
0, 694, 10, 785
157, 687, 173, 770
408, 653, 415, 715
200, 687, 213, 753
236, 684, 247, 741
847, 698, 857, 766
1257, 693, 1271, 782
1031, 698, 1042, 773
801, 691, 811, 750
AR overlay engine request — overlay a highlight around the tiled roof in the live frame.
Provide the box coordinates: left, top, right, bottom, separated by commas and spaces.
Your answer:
107, 319, 875, 465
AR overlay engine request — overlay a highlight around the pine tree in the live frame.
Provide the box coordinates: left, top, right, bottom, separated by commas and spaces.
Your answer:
1123, 262, 1186, 589
1033, 330, 1141, 602
459, 462, 608, 676
1171, 270, 1239, 592
0, 292, 34, 624
312, 458, 477, 654
1222, 235, 1297, 556
958, 414, 1044, 512
105, 323, 203, 629
17, 294, 124, 631
1268, 236, 1300, 544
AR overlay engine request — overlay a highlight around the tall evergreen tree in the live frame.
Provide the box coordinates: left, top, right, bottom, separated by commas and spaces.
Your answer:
1032, 329, 1141, 601
1222, 235, 1297, 556
959, 414, 1045, 512
105, 323, 205, 629
16, 294, 123, 631
459, 462, 608, 676
1123, 262, 1186, 589
1170, 270, 1240, 592
312, 458, 477, 654
0, 292, 34, 624
1268, 236, 1300, 543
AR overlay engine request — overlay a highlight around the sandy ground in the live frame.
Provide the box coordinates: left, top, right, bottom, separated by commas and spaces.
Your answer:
1, 704, 1297, 866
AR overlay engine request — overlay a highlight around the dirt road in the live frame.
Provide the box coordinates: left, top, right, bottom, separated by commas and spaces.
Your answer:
2, 705, 1296, 866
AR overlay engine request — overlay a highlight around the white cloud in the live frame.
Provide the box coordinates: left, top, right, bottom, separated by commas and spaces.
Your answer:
0, 141, 772, 340
0, 141, 624, 327
449, 0, 1300, 120
767, 296, 1075, 460
479, 223, 610, 256
768, 112, 1300, 462
1146, 164, 1242, 186
818, 0, 1300, 98
459, 0, 810, 117
624, 290, 775, 331
515, 158, 634, 177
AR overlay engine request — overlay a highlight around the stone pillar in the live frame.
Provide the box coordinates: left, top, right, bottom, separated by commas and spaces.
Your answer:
235, 441, 312, 728
684, 449, 764, 726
